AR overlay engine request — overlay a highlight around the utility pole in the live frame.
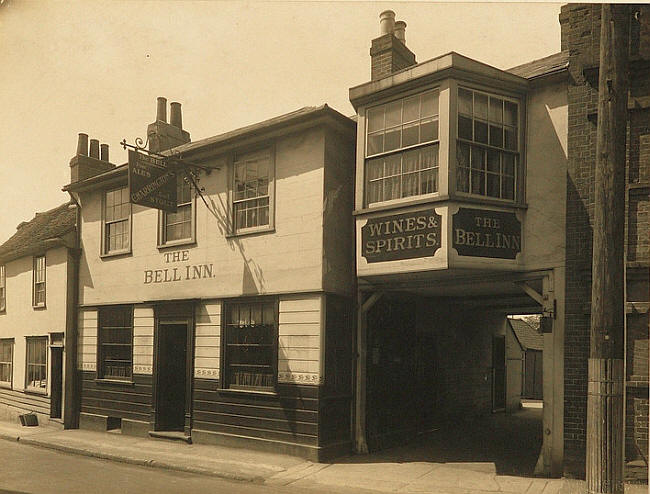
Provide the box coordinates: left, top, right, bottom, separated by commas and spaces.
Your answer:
586, 4, 630, 494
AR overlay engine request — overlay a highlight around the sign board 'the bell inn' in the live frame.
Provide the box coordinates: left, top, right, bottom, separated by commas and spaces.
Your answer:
128, 150, 177, 213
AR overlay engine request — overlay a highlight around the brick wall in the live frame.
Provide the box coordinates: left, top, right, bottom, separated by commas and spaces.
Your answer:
370, 34, 416, 81
561, 3, 650, 478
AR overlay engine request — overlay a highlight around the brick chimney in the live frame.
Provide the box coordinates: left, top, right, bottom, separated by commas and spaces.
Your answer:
370, 10, 416, 81
147, 97, 190, 153
69, 133, 115, 183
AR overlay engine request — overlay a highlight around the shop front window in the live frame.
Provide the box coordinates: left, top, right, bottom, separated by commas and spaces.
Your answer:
365, 90, 440, 205
456, 87, 519, 200
223, 300, 277, 392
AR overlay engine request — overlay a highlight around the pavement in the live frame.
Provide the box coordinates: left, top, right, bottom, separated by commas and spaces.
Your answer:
0, 414, 647, 494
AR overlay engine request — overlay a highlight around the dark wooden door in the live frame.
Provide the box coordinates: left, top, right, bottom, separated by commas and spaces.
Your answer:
50, 347, 63, 419
492, 335, 506, 411
156, 322, 187, 431
524, 350, 543, 400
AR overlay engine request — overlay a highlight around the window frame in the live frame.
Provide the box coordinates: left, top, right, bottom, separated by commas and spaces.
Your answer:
454, 85, 521, 203
157, 174, 196, 248
364, 89, 441, 207
101, 185, 132, 258
97, 305, 134, 383
0, 264, 5, 312
32, 255, 46, 308
25, 336, 47, 394
0, 338, 13, 388
230, 147, 275, 236
220, 297, 279, 394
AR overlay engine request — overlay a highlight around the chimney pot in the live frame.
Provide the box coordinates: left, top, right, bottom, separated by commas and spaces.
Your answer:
170, 102, 183, 130
394, 20, 406, 43
89, 139, 100, 159
379, 10, 395, 35
156, 97, 167, 123
100, 143, 109, 162
77, 133, 89, 156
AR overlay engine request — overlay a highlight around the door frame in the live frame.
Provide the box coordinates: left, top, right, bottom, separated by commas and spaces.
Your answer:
152, 303, 195, 435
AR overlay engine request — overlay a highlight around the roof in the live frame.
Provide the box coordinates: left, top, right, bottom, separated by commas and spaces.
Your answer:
507, 51, 569, 80
509, 318, 544, 351
0, 202, 76, 264
65, 104, 355, 192
172, 104, 355, 157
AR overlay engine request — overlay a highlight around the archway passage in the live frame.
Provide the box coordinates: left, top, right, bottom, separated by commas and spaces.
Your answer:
360, 276, 551, 477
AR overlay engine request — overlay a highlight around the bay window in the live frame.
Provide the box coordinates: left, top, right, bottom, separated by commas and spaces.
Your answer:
365, 89, 440, 205
456, 87, 519, 200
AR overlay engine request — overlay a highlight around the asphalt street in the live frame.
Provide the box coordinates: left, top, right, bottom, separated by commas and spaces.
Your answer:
0, 441, 321, 494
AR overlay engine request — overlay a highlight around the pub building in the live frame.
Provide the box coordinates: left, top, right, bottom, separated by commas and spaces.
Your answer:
64, 100, 356, 460
350, 8, 648, 480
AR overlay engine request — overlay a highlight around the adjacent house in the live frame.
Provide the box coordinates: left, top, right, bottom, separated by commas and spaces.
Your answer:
509, 317, 543, 400
0, 202, 78, 428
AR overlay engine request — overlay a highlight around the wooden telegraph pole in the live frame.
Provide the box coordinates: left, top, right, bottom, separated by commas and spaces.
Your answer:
586, 4, 630, 494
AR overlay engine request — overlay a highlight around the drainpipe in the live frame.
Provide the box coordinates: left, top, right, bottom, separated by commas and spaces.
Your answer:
64, 191, 82, 429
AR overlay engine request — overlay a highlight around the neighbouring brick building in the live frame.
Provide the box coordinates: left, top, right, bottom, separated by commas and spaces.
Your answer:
560, 4, 650, 479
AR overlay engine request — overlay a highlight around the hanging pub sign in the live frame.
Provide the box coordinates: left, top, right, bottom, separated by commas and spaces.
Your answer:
361, 208, 442, 263
128, 149, 177, 213
452, 207, 521, 259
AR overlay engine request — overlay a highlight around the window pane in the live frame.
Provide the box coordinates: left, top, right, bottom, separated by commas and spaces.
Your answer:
402, 172, 419, 197
457, 166, 469, 193
504, 101, 518, 126
385, 177, 401, 200
504, 126, 517, 150
420, 118, 438, 143
503, 176, 515, 200
384, 127, 400, 151
367, 181, 382, 204
367, 158, 383, 181
489, 125, 503, 148
421, 91, 439, 117
489, 97, 503, 123
458, 115, 473, 140
385, 155, 401, 176
471, 170, 485, 195
403, 149, 419, 173
458, 88, 473, 115
487, 173, 501, 197
402, 122, 419, 147
471, 146, 485, 170
421, 168, 438, 195
474, 93, 488, 119
487, 149, 501, 173
457, 143, 470, 168
385, 101, 401, 127
402, 95, 419, 122
367, 107, 384, 133
474, 120, 488, 144
367, 133, 383, 155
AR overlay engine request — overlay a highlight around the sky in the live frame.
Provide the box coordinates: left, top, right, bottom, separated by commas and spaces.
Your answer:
0, 1, 561, 244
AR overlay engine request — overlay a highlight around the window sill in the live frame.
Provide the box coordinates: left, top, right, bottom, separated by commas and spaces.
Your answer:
0, 383, 12, 390
100, 249, 132, 260
157, 239, 196, 251
218, 387, 278, 398
354, 194, 450, 216
226, 226, 275, 239
32, 304, 46, 310
95, 378, 135, 387
24, 388, 48, 396
452, 193, 528, 210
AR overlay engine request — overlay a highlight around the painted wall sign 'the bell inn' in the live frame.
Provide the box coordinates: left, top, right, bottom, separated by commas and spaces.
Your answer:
361, 208, 442, 263
452, 208, 522, 259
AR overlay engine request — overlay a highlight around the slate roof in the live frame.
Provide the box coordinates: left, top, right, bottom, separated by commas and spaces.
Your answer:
507, 51, 569, 80
0, 202, 76, 264
509, 318, 544, 351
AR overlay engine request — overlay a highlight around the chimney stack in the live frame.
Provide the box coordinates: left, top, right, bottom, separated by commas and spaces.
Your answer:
89, 139, 100, 159
69, 134, 115, 183
156, 96, 167, 123
76, 133, 89, 156
370, 11, 416, 81
170, 102, 183, 130
147, 97, 190, 153
100, 143, 109, 162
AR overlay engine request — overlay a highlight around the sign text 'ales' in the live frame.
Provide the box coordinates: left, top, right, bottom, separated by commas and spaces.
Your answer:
128, 150, 177, 213
362, 208, 442, 263
452, 208, 521, 259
